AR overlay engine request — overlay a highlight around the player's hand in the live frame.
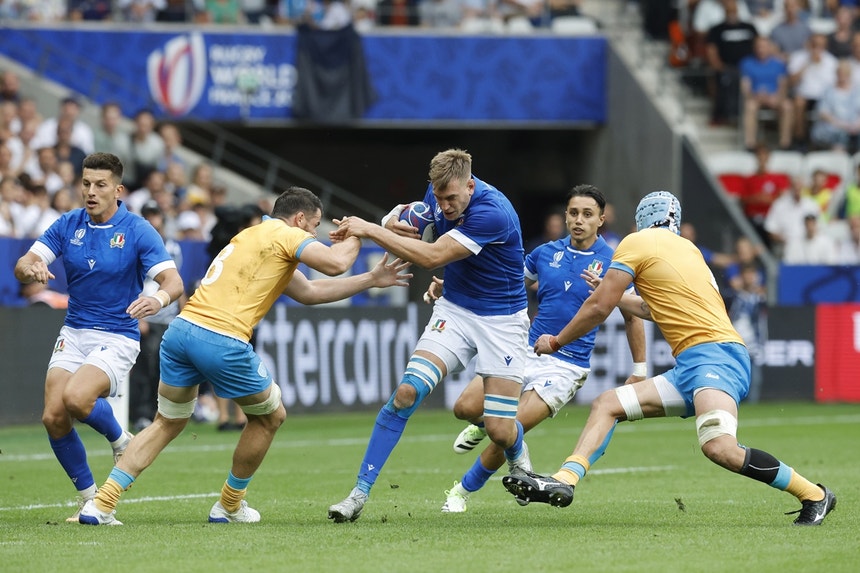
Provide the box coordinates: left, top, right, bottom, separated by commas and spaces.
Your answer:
24, 260, 55, 285
624, 374, 647, 385
332, 216, 373, 240
422, 276, 443, 304
391, 219, 421, 239
127, 294, 163, 320
581, 268, 602, 292
370, 253, 412, 288
533, 334, 557, 356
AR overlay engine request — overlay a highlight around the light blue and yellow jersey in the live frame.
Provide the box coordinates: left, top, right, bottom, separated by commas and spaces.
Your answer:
180, 218, 315, 341
609, 228, 743, 356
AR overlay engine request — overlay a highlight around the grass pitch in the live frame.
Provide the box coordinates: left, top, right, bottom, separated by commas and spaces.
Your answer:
1, 402, 858, 573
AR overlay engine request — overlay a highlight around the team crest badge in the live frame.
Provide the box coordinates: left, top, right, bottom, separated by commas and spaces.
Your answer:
587, 260, 604, 275
110, 232, 126, 249
53, 338, 65, 353
549, 250, 564, 268
431, 319, 446, 332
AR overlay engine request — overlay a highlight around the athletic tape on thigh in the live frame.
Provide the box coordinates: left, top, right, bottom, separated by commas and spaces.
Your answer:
483, 393, 519, 419
157, 395, 197, 419
695, 409, 738, 447
614, 384, 644, 421
241, 383, 283, 416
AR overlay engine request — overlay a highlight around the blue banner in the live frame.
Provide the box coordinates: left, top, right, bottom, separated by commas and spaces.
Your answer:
778, 264, 860, 305
0, 26, 606, 123
0, 236, 398, 307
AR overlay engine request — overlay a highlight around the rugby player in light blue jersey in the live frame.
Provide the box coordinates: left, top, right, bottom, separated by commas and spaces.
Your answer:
328, 148, 530, 523
503, 191, 836, 526
441, 184, 646, 513
14, 152, 184, 522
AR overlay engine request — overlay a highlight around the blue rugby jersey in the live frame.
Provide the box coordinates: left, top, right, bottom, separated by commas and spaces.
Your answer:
423, 176, 527, 316
525, 235, 618, 368
29, 201, 175, 341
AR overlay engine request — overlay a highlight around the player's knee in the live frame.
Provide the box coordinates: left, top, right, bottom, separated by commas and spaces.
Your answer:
240, 384, 286, 430
696, 409, 738, 464
452, 393, 481, 421
61, 387, 93, 420
392, 383, 418, 410
484, 417, 517, 449
605, 385, 639, 420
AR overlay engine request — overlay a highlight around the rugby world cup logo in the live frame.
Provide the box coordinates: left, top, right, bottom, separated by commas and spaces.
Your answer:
147, 33, 207, 117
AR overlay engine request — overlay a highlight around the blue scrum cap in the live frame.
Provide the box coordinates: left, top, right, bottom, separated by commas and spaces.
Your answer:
634, 191, 682, 234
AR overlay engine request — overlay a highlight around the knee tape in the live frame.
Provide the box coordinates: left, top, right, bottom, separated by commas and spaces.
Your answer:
157, 395, 197, 419
614, 384, 644, 421
695, 409, 738, 447
386, 357, 442, 417
240, 383, 283, 416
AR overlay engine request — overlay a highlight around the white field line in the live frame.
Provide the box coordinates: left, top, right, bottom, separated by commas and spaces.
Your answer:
0, 492, 220, 513
2, 413, 858, 464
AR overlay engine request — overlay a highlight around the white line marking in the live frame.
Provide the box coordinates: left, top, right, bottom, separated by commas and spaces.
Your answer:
0, 492, 220, 513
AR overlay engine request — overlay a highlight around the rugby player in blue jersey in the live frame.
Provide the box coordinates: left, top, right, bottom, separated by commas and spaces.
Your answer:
440, 184, 646, 513
328, 148, 531, 523
503, 191, 836, 526
14, 152, 185, 522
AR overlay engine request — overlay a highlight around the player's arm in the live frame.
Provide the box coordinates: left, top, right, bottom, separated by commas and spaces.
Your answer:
617, 292, 652, 321
332, 215, 470, 270
127, 267, 184, 320
14, 251, 55, 285
299, 236, 363, 276
620, 307, 647, 384
284, 253, 411, 305
534, 268, 629, 355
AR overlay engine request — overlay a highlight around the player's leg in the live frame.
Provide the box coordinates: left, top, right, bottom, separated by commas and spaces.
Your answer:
208, 383, 286, 523
503, 376, 678, 507
63, 365, 130, 460
79, 381, 199, 525
693, 387, 835, 525
329, 348, 451, 522
443, 390, 550, 512
43, 366, 98, 521
67, 331, 141, 459
451, 375, 487, 454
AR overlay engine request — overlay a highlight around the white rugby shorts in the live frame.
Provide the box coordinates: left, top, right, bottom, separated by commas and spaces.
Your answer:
48, 325, 140, 397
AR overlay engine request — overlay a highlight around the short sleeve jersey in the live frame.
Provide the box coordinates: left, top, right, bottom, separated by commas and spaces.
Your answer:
609, 228, 743, 356
30, 201, 175, 341
423, 175, 527, 315
180, 218, 315, 341
526, 235, 620, 368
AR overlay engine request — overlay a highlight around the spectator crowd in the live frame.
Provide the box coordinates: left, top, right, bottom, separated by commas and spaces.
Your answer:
672, 1, 860, 267
0, 0, 589, 30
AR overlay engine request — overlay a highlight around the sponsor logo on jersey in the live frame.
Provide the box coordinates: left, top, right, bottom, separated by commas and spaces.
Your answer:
564, 280, 572, 291
587, 260, 604, 275
88, 259, 96, 269
110, 232, 125, 249
70, 228, 85, 246
705, 371, 720, 380
504, 355, 512, 365
549, 250, 564, 268
431, 319, 446, 332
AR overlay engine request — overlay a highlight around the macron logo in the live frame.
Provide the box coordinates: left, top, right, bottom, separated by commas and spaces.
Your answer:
504, 356, 513, 366
543, 380, 552, 387
366, 464, 375, 472
564, 280, 572, 291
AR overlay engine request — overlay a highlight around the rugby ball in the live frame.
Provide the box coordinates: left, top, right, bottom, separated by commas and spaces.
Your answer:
399, 201, 436, 242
